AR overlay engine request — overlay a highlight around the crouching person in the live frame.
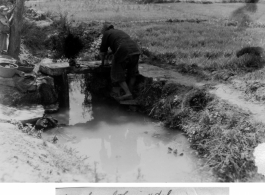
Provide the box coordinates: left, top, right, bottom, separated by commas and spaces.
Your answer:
99, 22, 141, 101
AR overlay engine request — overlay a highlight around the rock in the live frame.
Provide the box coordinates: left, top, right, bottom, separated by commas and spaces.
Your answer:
35, 115, 58, 130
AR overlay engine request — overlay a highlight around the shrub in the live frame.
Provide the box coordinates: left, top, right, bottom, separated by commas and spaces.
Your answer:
21, 20, 50, 55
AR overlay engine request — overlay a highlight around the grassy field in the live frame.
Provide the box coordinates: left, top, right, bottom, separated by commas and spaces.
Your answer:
118, 21, 262, 73
26, 0, 265, 22
25, 0, 265, 76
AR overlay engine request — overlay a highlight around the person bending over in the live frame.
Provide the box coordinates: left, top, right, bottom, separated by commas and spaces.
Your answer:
99, 22, 141, 101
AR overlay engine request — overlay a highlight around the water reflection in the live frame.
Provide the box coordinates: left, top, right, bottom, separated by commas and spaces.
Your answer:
50, 74, 93, 125
45, 75, 213, 182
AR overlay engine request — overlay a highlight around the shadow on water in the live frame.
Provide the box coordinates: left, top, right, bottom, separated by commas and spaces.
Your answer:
44, 74, 214, 182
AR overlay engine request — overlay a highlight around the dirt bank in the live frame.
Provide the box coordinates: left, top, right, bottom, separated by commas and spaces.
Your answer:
0, 122, 98, 182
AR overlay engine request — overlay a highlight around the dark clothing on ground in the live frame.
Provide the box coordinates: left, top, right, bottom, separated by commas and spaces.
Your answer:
100, 29, 141, 83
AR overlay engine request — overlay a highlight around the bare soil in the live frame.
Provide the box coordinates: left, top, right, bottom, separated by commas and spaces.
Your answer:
0, 122, 97, 182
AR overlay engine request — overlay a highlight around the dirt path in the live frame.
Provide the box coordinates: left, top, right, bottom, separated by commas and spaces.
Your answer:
210, 83, 265, 123
142, 63, 265, 125
139, 63, 206, 87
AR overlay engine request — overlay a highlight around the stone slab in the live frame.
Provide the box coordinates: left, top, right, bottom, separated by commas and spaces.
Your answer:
39, 61, 70, 76
39, 60, 102, 76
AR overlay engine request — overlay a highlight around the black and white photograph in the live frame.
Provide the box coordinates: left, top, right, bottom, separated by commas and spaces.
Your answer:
0, 0, 264, 185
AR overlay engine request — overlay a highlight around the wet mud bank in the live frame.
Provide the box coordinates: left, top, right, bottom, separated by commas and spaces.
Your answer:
85, 66, 265, 182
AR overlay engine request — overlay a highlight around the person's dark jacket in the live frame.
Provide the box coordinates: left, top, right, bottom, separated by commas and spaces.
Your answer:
100, 29, 141, 64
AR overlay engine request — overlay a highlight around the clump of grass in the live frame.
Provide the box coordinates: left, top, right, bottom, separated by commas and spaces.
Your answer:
181, 89, 213, 111
222, 54, 264, 74
136, 78, 165, 112
45, 12, 98, 60
182, 99, 265, 181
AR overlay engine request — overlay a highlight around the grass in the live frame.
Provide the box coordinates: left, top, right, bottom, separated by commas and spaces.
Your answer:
25, 1, 265, 75
182, 99, 265, 182
111, 20, 264, 78
26, 0, 265, 22
134, 79, 265, 181
26, 0, 186, 22
25, 0, 265, 77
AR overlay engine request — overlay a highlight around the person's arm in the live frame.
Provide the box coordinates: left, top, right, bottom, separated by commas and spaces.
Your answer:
99, 33, 109, 66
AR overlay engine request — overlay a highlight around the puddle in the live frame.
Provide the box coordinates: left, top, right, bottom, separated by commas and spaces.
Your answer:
44, 74, 214, 182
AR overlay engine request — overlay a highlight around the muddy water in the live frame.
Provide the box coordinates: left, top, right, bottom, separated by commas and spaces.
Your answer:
44, 74, 214, 182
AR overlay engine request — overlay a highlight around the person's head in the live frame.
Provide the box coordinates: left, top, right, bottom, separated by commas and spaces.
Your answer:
0, 6, 9, 16
101, 22, 114, 34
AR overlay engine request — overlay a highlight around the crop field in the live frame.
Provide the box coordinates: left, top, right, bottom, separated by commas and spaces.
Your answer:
26, 0, 265, 77
26, 0, 265, 22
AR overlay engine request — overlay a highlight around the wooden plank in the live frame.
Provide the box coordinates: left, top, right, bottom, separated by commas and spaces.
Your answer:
39, 60, 109, 76
39, 62, 70, 76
